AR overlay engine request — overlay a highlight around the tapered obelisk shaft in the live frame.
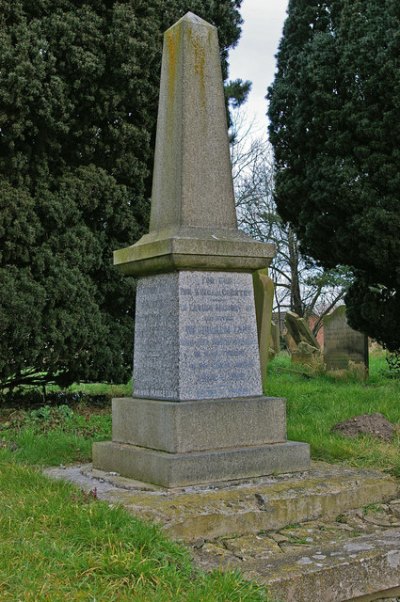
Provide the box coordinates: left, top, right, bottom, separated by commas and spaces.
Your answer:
114, 12, 274, 276
150, 12, 237, 232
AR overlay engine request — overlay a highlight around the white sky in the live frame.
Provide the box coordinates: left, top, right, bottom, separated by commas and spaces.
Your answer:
229, 0, 288, 136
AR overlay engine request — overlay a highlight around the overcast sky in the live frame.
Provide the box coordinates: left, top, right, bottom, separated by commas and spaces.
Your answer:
229, 0, 288, 135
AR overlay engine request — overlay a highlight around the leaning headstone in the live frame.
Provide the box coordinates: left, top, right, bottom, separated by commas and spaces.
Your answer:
284, 329, 298, 355
285, 311, 321, 366
92, 13, 310, 487
285, 311, 320, 349
253, 269, 274, 388
323, 306, 368, 376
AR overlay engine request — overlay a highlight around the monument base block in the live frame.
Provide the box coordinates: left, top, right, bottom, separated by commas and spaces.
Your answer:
92, 440, 310, 488
111, 396, 287, 453
93, 395, 310, 487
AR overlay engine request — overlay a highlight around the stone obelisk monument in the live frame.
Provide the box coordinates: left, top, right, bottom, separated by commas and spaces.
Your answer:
93, 13, 310, 487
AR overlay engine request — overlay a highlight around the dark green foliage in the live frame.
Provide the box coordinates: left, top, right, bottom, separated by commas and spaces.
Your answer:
0, 388, 111, 410
225, 78, 252, 108
386, 351, 400, 378
268, 0, 400, 351
0, 0, 243, 387
345, 272, 400, 353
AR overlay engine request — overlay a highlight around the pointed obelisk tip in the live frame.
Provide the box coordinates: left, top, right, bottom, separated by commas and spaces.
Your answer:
169, 11, 216, 31
112, 3, 276, 274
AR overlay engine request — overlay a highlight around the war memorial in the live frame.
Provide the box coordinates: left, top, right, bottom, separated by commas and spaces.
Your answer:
92, 12, 310, 487
83, 14, 400, 600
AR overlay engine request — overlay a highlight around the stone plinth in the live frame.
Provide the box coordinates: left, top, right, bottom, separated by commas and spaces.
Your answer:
93, 440, 310, 488
111, 396, 287, 453
93, 391, 310, 486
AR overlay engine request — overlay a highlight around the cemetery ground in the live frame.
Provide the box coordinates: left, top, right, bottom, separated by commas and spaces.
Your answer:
0, 350, 399, 600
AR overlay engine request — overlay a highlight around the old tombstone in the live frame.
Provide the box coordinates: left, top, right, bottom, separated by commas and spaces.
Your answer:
253, 268, 275, 388
323, 306, 368, 376
284, 311, 321, 366
92, 13, 310, 487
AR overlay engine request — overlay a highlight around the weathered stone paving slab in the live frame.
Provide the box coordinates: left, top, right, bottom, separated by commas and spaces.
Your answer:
242, 529, 400, 602
192, 507, 400, 566
193, 511, 400, 601
44, 461, 399, 542
44, 462, 400, 600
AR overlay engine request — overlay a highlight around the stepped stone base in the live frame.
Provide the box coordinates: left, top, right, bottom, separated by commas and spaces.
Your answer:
45, 461, 400, 601
93, 394, 309, 487
92, 440, 310, 488
81, 462, 399, 542
45, 462, 399, 542
111, 396, 287, 453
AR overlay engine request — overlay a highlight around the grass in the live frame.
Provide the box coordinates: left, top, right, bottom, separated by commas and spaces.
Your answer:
0, 350, 398, 600
0, 405, 268, 600
0, 461, 267, 601
67, 381, 132, 397
0, 402, 111, 466
266, 351, 400, 476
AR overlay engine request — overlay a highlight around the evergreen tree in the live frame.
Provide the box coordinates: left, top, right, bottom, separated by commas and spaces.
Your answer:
268, 0, 400, 352
0, 0, 244, 388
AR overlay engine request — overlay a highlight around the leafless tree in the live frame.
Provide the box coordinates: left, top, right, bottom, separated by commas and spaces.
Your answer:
230, 111, 350, 333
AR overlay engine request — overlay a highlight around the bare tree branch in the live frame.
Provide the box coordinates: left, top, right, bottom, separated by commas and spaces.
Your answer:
230, 109, 349, 322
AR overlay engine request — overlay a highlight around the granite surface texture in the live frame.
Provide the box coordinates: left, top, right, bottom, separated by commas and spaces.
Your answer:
133, 271, 262, 400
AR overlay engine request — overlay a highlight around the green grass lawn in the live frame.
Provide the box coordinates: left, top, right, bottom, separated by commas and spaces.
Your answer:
0, 461, 267, 601
0, 403, 268, 600
266, 351, 400, 476
0, 351, 398, 600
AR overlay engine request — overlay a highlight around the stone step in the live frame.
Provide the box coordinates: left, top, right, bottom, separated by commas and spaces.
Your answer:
192, 500, 400, 600
192, 499, 400, 600
45, 461, 399, 542
113, 464, 398, 542
261, 529, 400, 602
44, 462, 400, 600
195, 527, 400, 602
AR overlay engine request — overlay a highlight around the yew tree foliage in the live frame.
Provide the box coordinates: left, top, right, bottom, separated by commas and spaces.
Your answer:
0, 0, 243, 387
268, 0, 400, 351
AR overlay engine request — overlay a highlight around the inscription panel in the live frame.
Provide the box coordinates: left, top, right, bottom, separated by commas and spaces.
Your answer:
133, 271, 262, 400
133, 273, 180, 399
178, 272, 262, 399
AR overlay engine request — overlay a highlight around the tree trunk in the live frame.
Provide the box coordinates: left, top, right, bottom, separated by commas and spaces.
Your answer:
288, 226, 303, 316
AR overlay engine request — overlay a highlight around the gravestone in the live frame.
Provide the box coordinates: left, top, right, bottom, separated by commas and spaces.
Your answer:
253, 269, 274, 388
285, 311, 321, 366
323, 306, 368, 375
92, 13, 310, 487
